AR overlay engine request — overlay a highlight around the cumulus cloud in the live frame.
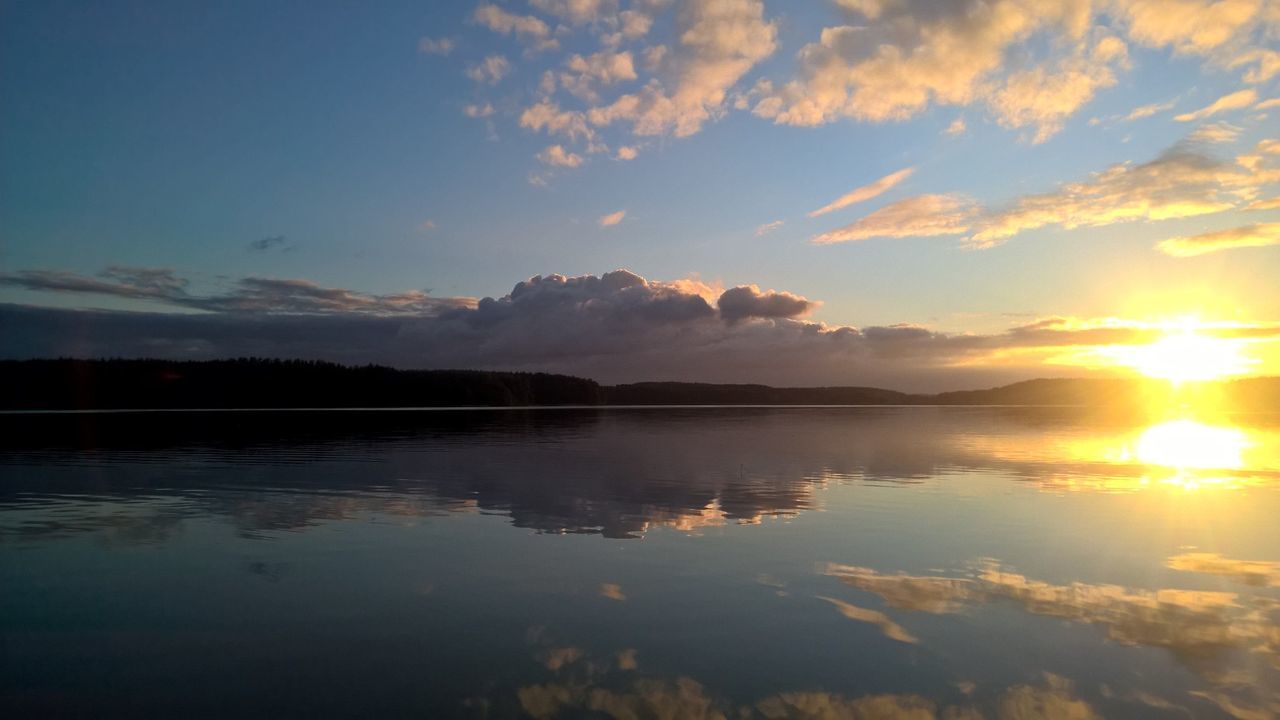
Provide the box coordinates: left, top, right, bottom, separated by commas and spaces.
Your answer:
1156, 222, 1280, 256
809, 167, 915, 218
466, 55, 510, 85
530, 0, 618, 26
560, 50, 638, 100
599, 209, 626, 226
716, 285, 813, 323
537, 144, 584, 167
1175, 88, 1258, 121
584, 0, 777, 138
5, 268, 1280, 390
520, 100, 594, 142
473, 5, 558, 51
1109, 0, 1261, 55
813, 194, 978, 244
753, 0, 1115, 142
615, 145, 639, 160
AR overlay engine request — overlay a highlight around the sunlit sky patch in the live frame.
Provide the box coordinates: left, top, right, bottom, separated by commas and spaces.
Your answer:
1, 0, 1278, 387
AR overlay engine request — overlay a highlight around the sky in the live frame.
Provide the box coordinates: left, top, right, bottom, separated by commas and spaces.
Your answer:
1, 0, 1279, 391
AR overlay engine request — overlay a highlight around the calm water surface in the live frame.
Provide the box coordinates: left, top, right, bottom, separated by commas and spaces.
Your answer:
3, 407, 1279, 718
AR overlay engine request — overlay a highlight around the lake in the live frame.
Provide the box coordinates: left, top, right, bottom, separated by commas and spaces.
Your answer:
3, 407, 1279, 718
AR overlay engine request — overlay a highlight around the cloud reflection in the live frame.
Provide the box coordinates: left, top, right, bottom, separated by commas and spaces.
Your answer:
824, 558, 1280, 719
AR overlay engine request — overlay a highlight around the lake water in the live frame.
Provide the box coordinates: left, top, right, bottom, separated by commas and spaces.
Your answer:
3, 407, 1280, 719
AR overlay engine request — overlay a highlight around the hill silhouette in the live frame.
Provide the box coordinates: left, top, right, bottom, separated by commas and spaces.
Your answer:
1, 358, 1277, 411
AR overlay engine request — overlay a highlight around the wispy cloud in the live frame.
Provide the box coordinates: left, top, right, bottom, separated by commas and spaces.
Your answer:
599, 210, 626, 227
417, 37, 455, 56
248, 235, 290, 252
1156, 223, 1280, 257
755, 219, 784, 236
1175, 89, 1258, 122
809, 167, 915, 218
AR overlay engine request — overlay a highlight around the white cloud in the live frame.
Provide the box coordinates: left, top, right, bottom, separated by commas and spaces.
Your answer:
809, 167, 915, 218
473, 5, 558, 51
944, 117, 967, 136
615, 145, 639, 160
599, 210, 627, 227
813, 194, 978, 244
812, 136, 1280, 248
754, 219, 784, 236
520, 100, 594, 141
1174, 88, 1258, 121
1156, 222, 1280, 256
537, 144, 584, 167
530, 0, 618, 26
1122, 98, 1177, 121
585, 0, 777, 138
466, 55, 511, 85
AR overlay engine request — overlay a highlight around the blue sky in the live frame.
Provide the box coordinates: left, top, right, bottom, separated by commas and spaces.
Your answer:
2, 0, 1278, 388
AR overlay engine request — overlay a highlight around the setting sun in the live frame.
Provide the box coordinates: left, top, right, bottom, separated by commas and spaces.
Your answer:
1102, 324, 1257, 383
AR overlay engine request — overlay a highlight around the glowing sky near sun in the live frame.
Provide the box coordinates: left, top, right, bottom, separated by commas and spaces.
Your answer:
0, 0, 1278, 387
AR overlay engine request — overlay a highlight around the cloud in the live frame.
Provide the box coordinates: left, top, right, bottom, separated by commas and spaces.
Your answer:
537, 144, 584, 167
813, 194, 978, 244
560, 50, 638, 100
986, 36, 1129, 143
473, 5, 558, 51
753, 0, 1110, 138
716, 285, 813, 323
530, 0, 618, 26
754, 219, 783, 236
6, 268, 1280, 391
584, 0, 777, 138
944, 117, 967, 136
248, 235, 289, 252
599, 583, 626, 601
1121, 98, 1178, 121
599, 210, 626, 227
417, 36, 455, 56
0, 267, 471, 316
419, 220, 436, 231
1156, 222, 1280, 256
463, 103, 495, 118
466, 55, 510, 85
1109, 0, 1262, 55
818, 596, 919, 644
1256, 98, 1280, 110
1175, 88, 1258, 121
808, 167, 915, 218
1167, 552, 1280, 587
520, 100, 594, 142
615, 145, 638, 160
1183, 121, 1242, 144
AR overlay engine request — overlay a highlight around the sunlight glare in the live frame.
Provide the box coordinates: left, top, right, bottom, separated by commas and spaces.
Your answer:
1106, 323, 1256, 383
1135, 420, 1250, 471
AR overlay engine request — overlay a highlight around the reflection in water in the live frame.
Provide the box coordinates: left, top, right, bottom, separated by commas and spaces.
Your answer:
513, 639, 1103, 720
825, 556, 1280, 719
3, 407, 1279, 717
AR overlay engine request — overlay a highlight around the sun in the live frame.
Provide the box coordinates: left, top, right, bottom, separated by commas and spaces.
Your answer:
1106, 323, 1256, 383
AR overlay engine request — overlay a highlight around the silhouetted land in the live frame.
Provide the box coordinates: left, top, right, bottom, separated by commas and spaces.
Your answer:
2, 358, 1278, 411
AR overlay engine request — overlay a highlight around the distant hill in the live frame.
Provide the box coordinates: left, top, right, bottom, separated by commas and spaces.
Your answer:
604, 382, 913, 405
0, 359, 602, 410
1, 358, 1277, 411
